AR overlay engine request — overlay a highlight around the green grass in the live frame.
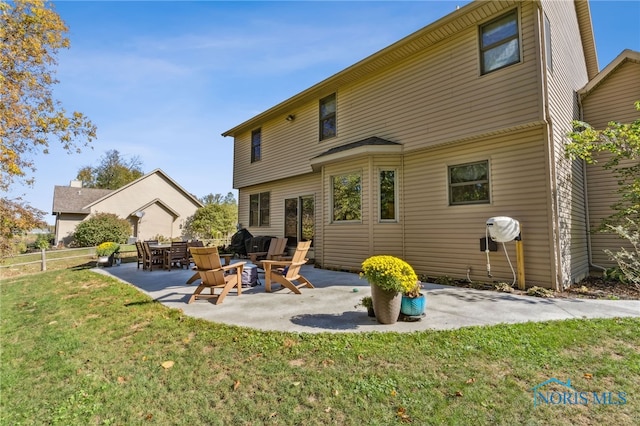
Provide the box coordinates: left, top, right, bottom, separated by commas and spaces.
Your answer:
1, 269, 639, 425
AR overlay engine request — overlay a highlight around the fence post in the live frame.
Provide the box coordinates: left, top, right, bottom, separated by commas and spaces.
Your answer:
41, 248, 47, 271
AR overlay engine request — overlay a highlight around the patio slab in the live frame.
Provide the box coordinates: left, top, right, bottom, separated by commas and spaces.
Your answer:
94, 262, 640, 333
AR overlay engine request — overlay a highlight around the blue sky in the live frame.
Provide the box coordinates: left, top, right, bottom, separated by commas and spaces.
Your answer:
8, 1, 640, 224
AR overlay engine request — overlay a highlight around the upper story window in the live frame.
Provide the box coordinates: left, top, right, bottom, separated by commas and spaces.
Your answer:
332, 172, 361, 221
319, 93, 336, 140
448, 161, 490, 205
379, 169, 397, 221
251, 128, 261, 163
249, 191, 270, 226
480, 10, 520, 74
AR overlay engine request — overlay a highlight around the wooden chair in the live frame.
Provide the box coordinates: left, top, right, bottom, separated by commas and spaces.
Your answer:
142, 241, 164, 271
188, 246, 246, 304
261, 240, 314, 294
185, 241, 205, 284
135, 241, 145, 269
164, 241, 189, 270
249, 237, 288, 269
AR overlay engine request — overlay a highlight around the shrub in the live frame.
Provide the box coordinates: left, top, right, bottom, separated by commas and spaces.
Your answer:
73, 213, 131, 247
33, 233, 52, 250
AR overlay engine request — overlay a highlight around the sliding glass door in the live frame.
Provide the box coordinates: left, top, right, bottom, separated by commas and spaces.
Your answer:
284, 195, 314, 247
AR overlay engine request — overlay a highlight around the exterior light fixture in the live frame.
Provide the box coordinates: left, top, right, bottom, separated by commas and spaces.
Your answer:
286, 114, 295, 121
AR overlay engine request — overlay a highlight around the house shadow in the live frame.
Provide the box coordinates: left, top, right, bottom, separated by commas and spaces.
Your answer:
290, 311, 374, 330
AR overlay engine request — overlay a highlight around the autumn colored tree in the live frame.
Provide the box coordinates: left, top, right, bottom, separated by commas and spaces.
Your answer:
1, 0, 96, 256
76, 150, 144, 189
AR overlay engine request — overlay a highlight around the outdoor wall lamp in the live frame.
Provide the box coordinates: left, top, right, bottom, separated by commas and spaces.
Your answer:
286, 114, 295, 121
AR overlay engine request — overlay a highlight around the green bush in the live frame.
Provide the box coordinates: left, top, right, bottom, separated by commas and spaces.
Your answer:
73, 213, 131, 247
33, 233, 52, 250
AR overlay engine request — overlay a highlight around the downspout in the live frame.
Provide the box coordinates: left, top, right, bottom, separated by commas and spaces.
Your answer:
320, 165, 325, 268
576, 93, 607, 272
401, 152, 406, 262
537, 5, 563, 291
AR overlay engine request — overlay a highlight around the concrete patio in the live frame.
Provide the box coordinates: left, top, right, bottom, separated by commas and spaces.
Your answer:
94, 262, 640, 333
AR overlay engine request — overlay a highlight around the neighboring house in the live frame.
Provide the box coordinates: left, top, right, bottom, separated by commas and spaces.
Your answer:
52, 169, 203, 245
578, 49, 640, 268
222, 0, 636, 290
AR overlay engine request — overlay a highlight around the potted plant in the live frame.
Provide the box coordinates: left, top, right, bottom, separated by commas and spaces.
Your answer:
355, 296, 375, 317
96, 242, 120, 266
401, 282, 426, 317
360, 255, 417, 324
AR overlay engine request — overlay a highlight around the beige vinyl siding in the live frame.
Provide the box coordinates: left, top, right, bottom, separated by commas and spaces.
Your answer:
233, 2, 542, 190
541, 0, 591, 286
581, 60, 640, 266
321, 158, 370, 271
239, 172, 321, 256
403, 127, 556, 287
372, 156, 403, 257
582, 61, 640, 127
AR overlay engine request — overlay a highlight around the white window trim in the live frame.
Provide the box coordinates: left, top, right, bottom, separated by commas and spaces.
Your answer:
378, 168, 398, 223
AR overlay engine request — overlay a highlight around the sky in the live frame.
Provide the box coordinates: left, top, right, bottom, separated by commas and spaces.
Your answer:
7, 0, 640, 224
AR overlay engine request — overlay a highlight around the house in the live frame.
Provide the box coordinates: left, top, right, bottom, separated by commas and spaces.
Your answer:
52, 169, 203, 245
578, 49, 640, 268
222, 0, 636, 290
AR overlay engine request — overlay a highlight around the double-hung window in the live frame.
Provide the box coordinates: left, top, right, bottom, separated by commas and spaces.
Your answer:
249, 192, 270, 226
251, 128, 261, 163
480, 10, 520, 74
449, 161, 490, 205
319, 93, 336, 140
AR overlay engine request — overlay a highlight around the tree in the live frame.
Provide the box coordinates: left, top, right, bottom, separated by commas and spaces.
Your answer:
76, 149, 144, 189
0, 197, 46, 255
1, 0, 96, 256
73, 213, 131, 247
1, 0, 96, 190
566, 101, 640, 285
184, 193, 237, 239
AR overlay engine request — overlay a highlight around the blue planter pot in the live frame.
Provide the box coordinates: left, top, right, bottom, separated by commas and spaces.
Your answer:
401, 293, 426, 316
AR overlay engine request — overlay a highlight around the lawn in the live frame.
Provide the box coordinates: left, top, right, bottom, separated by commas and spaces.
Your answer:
1, 269, 638, 425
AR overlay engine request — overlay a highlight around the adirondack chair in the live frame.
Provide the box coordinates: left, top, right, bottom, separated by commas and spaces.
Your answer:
261, 240, 314, 294
248, 237, 288, 269
185, 240, 205, 284
188, 246, 246, 304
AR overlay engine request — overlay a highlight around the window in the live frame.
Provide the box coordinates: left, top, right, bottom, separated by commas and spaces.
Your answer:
379, 169, 397, 221
251, 128, 261, 162
449, 161, 490, 205
544, 14, 552, 71
332, 173, 361, 221
319, 93, 336, 140
480, 10, 520, 74
249, 192, 270, 226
